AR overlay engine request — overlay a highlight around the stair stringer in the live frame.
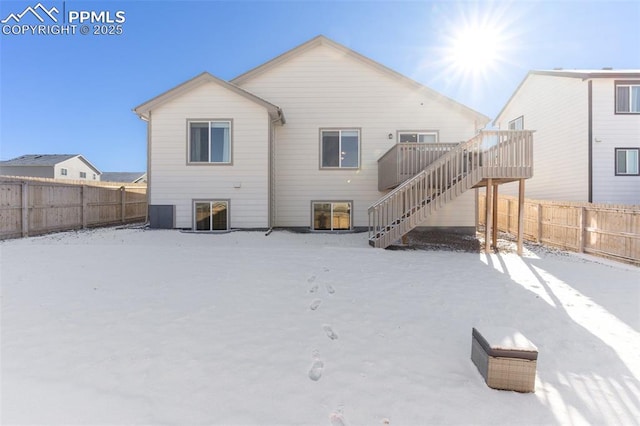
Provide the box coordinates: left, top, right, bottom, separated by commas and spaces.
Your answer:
368, 138, 485, 248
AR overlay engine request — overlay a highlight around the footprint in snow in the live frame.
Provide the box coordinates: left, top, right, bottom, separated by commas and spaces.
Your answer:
310, 299, 322, 310
308, 352, 324, 381
309, 284, 319, 294
308, 275, 317, 283
325, 284, 335, 294
323, 324, 338, 340
330, 412, 348, 426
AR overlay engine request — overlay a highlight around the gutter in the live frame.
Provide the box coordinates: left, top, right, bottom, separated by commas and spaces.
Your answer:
588, 81, 593, 203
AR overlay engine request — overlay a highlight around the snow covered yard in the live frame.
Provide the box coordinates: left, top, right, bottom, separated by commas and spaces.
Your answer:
1, 228, 639, 425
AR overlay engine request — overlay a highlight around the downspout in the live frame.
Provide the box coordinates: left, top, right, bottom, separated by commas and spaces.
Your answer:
588, 80, 593, 203
268, 112, 281, 229
146, 111, 152, 223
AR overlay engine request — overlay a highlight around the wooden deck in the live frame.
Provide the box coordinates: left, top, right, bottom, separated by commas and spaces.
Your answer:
369, 130, 534, 249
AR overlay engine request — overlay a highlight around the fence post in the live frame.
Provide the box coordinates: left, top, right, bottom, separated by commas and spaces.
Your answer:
82, 185, 88, 229
579, 206, 586, 253
517, 180, 525, 256
21, 181, 29, 237
492, 184, 499, 248
485, 180, 493, 253
120, 186, 126, 223
537, 203, 543, 243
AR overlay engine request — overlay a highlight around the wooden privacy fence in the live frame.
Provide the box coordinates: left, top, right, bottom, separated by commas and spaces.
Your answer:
0, 177, 147, 239
478, 194, 640, 265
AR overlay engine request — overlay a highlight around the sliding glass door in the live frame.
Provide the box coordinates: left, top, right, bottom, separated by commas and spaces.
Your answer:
194, 201, 229, 231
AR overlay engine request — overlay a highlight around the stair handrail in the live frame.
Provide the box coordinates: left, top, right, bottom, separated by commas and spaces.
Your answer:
368, 130, 532, 212
369, 132, 481, 212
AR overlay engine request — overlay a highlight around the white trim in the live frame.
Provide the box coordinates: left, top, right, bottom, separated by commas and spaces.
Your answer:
398, 131, 439, 143
320, 128, 361, 169
311, 201, 352, 231
187, 120, 233, 164
193, 199, 230, 231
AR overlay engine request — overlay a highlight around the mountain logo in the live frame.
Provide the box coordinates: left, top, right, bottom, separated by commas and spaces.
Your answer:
1, 3, 59, 24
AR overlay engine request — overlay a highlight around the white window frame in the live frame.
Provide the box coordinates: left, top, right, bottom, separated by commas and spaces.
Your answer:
311, 201, 352, 231
508, 116, 524, 130
320, 129, 360, 169
193, 200, 230, 231
615, 148, 640, 176
615, 82, 640, 114
60, 168, 67, 176
398, 131, 439, 143
188, 120, 233, 164
79, 171, 87, 179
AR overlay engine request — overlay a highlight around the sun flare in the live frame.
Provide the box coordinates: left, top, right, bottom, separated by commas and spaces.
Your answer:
434, 5, 516, 86
450, 24, 501, 72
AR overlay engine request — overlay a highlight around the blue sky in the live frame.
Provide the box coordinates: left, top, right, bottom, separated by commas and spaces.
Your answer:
1, 0, 639, 172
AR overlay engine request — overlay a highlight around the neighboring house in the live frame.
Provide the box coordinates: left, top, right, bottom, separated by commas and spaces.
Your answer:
494, 69, 640, 205
0, 154, 101, 181
101, 172, 147, 183
134, 35, 532, 247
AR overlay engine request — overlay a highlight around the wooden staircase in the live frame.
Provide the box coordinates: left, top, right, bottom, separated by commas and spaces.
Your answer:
368, 130, 533, 248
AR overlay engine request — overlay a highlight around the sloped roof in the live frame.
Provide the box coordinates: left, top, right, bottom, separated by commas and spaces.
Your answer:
0, 154, 102, 174
101, 172, 146, 183
530, 69, 640, 79
0, 154, 77, 166
133, 72, 285, 123
231, 35, 491, 124
494, 69, 640, 125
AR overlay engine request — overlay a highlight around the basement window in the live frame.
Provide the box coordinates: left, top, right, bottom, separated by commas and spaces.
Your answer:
312, 201, 352, 231
194, 200, 229, 231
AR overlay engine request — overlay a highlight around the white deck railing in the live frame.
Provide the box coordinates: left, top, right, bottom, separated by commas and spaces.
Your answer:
377, 143, 458, 190
368, 131, 533, 248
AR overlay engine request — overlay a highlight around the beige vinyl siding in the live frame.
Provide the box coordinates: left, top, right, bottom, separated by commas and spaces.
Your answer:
56, 157, 100, 181
239, 44, 480, 228
496, 74, 589, 201
591, 79, 640, 204
149, 82, 270, 228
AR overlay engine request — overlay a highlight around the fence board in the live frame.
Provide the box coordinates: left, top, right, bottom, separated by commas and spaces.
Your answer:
0, 177, 147, 239
479, 193, 639, 266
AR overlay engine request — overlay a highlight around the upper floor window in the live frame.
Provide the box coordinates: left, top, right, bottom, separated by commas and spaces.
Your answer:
60, 168, 67, 176
615, 148, 639, 175
399, 132, 438, 143
189, 120, 232, 164
321, 129, 360, 168
509, 116, 524, 130
79, 171, 87, 178
615, 82, 640, 113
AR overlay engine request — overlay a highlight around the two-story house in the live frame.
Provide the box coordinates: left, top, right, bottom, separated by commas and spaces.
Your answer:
135, 36, 533, 248
494, 69, 640, 205
0, 154, 101, 181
